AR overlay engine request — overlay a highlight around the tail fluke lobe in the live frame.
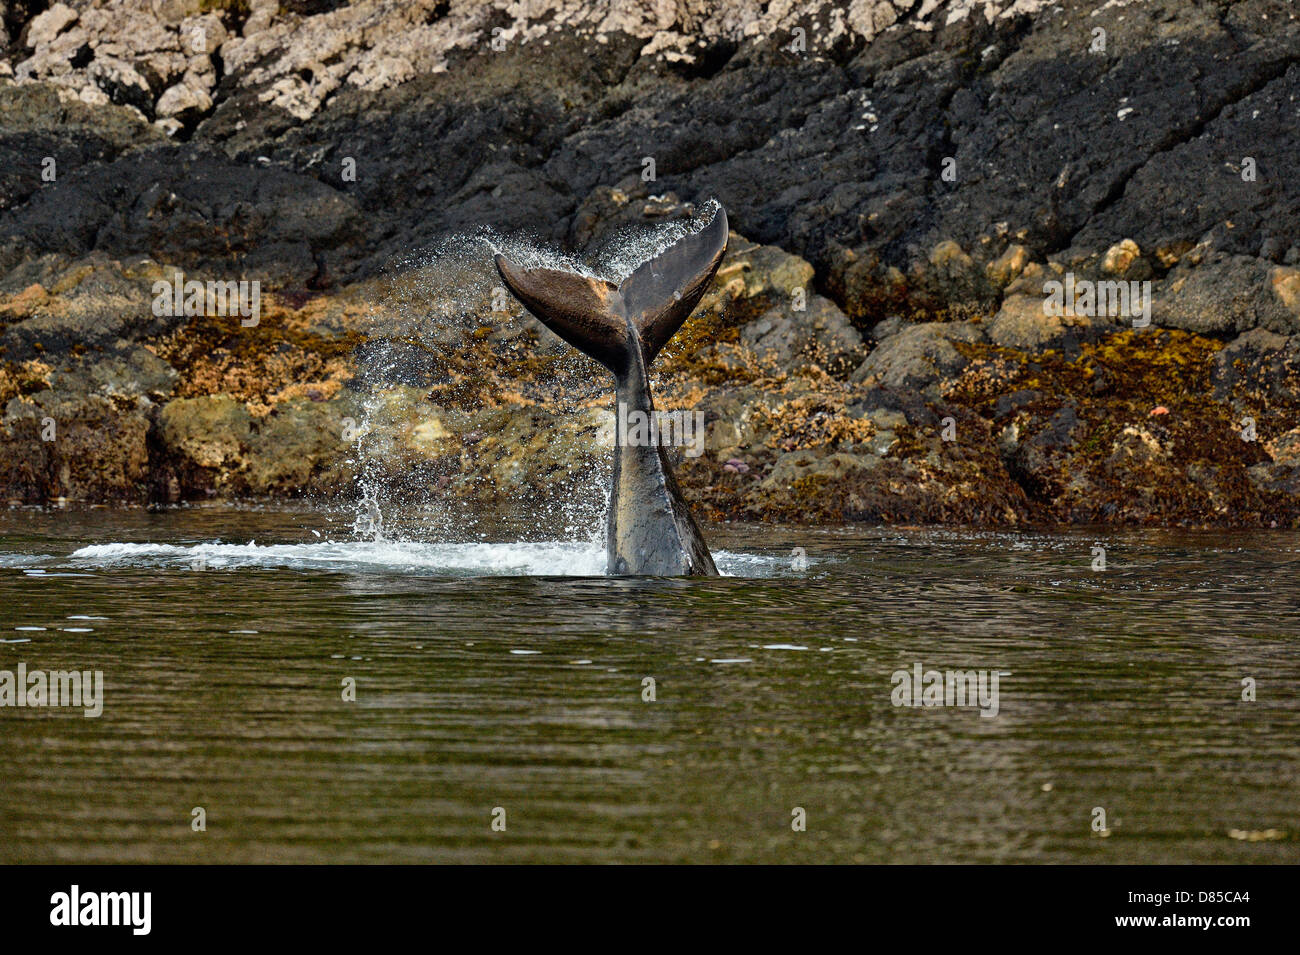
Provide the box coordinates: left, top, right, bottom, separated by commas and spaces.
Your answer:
493, 208, 729, 373
493, 255, 629, 373
619, 208, 729, 363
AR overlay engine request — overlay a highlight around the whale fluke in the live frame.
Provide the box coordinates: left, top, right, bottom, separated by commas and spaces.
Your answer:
494, 207, 729, 576
620, 208, 729, 362
490, 261, 628, 373
493, 208, 728, 376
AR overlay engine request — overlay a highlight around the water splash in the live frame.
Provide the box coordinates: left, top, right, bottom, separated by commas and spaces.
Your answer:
591, 198, 722, 281
352, 481, 385, 541
63, 540, 784, 578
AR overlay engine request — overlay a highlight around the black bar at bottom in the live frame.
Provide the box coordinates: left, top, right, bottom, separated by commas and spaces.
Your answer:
0, 863, 1284, 941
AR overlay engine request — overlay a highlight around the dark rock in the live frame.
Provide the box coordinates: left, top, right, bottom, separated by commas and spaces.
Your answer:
994, 389, 1041, 420
0, 144, 365, 288
1211, 327, 1300, 408
0, 83, 162, 213
1006, 403, 1082, 498
850, 321, 984, 394
846, 386, 936, 428
1155, 255, 1298, 337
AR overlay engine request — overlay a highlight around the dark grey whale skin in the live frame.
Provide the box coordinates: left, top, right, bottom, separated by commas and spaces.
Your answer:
494, 208, 729, 576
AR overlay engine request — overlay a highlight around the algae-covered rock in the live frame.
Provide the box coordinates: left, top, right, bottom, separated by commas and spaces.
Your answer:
159, 395, 251, 470
0, 391, 151, 503
763, 449, 882, 490
1211, 329, 1300, 409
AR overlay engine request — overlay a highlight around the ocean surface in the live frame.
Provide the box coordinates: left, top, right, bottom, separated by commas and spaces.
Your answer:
0, 506, 1296, 863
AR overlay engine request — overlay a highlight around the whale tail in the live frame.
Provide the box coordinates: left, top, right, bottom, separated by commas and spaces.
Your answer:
493, 208, 728, 372
493, 207, 728, 577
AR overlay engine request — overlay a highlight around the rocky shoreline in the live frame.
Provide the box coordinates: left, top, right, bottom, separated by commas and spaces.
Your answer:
2, 0, 1299, 527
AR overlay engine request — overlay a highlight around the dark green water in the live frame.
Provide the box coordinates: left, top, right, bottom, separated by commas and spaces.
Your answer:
0, 506, 1296, 863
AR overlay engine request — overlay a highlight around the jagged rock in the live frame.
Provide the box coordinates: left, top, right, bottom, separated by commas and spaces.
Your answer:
1155, 255, 1299, 337
85, 56, 153, 115
0, 84, 160, 212
1210, 328, 1300, 408
0, 0, 1293, 298
25, 3, 78, 48
740, 295, 864, 376
1, 145, 366, 287
243, 0, 279, 38
850, 321, 985, 393
180, 13, 227, 57
155, 78, 213, 120
762, 449, 881, 490
987, 293, 1105, 353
